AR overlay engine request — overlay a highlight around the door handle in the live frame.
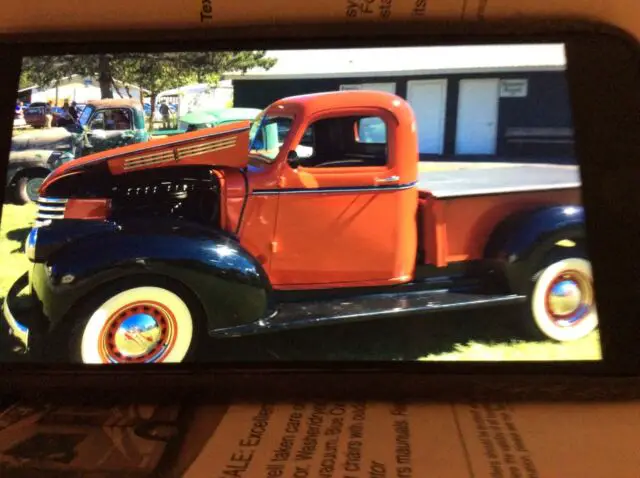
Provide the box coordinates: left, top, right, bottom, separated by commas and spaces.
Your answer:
375, 175, 400, 185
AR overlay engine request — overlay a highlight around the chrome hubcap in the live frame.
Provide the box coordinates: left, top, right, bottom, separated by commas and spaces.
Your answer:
547, 279, 582, 317
103, 303, 174, 363
545, 270, 593, 326
26, 178, 44, 201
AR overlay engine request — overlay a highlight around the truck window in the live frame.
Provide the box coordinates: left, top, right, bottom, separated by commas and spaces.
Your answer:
249, 115, 294, 163
294, 114, 388, 168
357, 116, 387, 144
89, 108, 133, 131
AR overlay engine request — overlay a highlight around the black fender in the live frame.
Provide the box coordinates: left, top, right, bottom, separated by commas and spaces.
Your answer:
30, 218, 272, 334
483, 205, 586, 293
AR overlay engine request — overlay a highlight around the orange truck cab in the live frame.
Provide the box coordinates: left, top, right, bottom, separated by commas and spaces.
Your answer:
2, 91, 597, 364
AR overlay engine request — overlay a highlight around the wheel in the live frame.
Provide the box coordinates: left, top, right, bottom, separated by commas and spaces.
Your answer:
528, 256, 598, 342
14, 175, 45, 204
70, 281, 197, 364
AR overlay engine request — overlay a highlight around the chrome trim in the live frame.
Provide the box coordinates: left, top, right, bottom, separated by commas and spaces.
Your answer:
36, 197, 69, 204
63, 126, 251, 173
37, 204, 66, 212
252, 181, 417, 196
2, 273, 30, 351
35, 197, 67, 224
36, 212, 65, 220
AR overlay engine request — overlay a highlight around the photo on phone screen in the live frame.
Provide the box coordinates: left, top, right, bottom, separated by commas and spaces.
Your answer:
0, 42, 602, 364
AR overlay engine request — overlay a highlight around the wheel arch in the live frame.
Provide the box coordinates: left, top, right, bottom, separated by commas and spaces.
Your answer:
33, 220, 273, 336
484, 205, 587, 294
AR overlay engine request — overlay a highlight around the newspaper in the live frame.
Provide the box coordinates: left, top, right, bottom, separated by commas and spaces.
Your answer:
2, 399, 639, 477
0, 0, 638, 42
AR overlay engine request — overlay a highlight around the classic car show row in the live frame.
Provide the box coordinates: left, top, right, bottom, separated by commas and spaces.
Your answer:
0, 45, 600, 364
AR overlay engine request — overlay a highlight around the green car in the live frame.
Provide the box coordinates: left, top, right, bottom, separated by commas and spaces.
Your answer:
152, 107, 262, 137
7, 99, 151, 204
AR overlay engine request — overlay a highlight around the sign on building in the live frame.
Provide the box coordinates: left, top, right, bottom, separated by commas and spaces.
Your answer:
499, 79, 528, 98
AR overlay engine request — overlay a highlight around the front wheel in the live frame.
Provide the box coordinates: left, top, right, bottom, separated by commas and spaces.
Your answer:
529, 256, 598, 342
14, 175, 45, 204
71, 283, 196, 364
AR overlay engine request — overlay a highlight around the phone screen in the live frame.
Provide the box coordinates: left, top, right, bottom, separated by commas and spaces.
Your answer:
0, 42, 602, 364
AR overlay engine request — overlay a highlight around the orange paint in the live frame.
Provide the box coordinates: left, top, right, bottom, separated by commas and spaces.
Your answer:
40, 121, 252, 194
419, 189, 582, 266
64, 198, 111, 220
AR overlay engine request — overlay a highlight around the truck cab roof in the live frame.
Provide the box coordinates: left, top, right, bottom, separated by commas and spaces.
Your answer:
267, 90, 415, 122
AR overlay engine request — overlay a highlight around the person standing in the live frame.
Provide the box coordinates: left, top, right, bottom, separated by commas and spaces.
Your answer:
44, 101, 54, 128
69, 101, 79, 122
159, 100, 171, 130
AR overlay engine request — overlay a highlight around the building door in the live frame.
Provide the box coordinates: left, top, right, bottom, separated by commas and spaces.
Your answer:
455, 78, 500, 155
340, 82, 397, 94
406, 79, 447, 155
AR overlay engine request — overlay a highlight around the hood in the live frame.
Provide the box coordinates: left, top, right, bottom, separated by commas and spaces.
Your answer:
41, 120, 252, 191
11, 127, 78, 152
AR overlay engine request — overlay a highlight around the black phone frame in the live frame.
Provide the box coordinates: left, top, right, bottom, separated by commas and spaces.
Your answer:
0, 18, 639, 402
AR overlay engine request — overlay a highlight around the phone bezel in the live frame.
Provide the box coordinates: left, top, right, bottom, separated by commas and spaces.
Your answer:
0, 18, 639, 400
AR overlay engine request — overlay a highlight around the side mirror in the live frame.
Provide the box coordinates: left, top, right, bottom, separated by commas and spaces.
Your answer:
287, 150, 300, 168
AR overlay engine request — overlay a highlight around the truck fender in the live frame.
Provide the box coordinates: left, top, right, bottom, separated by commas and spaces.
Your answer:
34, 219, 272, 334
483, 205, 586, 293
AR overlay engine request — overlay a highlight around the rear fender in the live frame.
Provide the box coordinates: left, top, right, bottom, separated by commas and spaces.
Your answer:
32, 219, 272, 333
484, 205, 586, 292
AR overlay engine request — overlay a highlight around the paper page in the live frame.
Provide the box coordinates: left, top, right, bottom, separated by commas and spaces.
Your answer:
183, 401, 640, 478
0, 0, 638, 42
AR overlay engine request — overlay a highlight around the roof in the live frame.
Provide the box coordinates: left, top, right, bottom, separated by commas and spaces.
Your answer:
86, 98, 143, 109
227, 44, 566, 81
267, 90, 414, 121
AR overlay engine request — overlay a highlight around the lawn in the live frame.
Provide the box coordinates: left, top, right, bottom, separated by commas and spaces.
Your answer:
0, 203, 36, 299
0, 203, 602, 362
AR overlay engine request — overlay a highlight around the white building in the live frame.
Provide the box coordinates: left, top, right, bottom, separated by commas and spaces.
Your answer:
26, 75, 147, 106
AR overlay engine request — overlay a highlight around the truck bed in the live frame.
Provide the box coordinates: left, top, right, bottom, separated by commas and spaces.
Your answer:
417, 162, 581, 198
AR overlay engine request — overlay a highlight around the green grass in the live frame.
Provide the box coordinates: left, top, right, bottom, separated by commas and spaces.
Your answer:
0, 203, 603, 362
0, 203, 36, 299
419, 332, 601, 361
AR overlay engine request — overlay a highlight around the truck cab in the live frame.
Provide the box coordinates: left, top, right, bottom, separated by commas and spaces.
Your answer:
2, 91, 597, 365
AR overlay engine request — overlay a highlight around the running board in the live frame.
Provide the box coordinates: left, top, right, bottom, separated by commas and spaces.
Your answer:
211, 289, 527, 338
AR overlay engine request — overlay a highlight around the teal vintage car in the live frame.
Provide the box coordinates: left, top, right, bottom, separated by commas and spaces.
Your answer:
151, 107, 262, 138
7, 99, 151, 204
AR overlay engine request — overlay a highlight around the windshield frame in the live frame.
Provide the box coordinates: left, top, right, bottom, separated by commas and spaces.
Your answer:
248, 110, 295, 164
77, 104, 95, 128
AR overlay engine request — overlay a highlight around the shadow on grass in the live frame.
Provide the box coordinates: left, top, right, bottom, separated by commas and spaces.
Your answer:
7, 228, 31, 254
0, 300, 537, 363
198, 304, 535, 362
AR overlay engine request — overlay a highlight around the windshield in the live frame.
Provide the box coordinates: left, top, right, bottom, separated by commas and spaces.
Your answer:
249, 111, 294, 163
78, 105, 95, 127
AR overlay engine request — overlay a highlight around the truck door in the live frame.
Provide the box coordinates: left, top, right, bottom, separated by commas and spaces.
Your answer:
268, 108, 419, 288
85, 108, 137, 153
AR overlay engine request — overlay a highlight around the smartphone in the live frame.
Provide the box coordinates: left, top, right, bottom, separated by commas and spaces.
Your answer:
0, 20, 639, 399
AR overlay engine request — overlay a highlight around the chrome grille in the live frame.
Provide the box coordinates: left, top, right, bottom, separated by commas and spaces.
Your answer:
35, 197, 68, 227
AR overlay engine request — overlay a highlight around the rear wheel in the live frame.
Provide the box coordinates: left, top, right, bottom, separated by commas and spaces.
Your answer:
528, 253, 598, 342
70, 280, 198, 364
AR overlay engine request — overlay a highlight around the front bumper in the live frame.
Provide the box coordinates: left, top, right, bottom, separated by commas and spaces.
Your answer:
2, 272, 33, 355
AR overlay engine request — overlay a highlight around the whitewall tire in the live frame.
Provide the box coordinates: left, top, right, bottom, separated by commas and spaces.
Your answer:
530, 257, 598, 342
79, 286, 194, 364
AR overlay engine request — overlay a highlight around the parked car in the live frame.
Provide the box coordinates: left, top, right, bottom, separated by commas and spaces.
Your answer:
3, 91, 594, 364
5, 98, 151, 204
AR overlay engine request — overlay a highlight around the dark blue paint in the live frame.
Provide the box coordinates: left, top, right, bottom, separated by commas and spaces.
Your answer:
30, 218, 272, 334
484, 205, 586, 293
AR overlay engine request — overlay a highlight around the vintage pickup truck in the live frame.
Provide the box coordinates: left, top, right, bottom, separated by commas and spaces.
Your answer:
6, 99, 150, 204
2, 90, 596, 364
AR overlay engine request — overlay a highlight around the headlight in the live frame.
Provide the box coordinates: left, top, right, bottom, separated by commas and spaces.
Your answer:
25, 227, 38, 262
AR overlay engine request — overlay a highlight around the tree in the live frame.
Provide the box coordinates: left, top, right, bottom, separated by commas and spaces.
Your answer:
109, 51, 276, 131
19, 50, 277, 129
19, 55, 78, 102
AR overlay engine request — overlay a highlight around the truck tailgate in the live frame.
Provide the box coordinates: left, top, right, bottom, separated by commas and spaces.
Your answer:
417, 162, 581, 198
